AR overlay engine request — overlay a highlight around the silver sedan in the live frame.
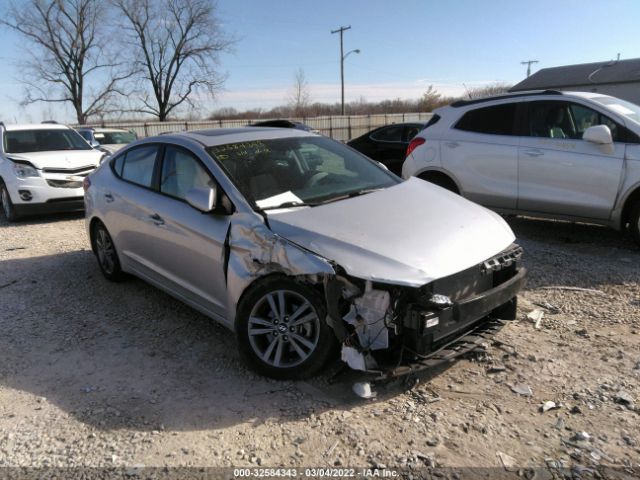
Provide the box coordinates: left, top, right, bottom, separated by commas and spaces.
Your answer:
85, 127, 525, 379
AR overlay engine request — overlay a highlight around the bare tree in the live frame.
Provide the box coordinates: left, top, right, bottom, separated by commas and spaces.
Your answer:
2, 0, 129, 124
464, 82, 512, 99
287, 68, 311, 117
114, 0, 233, 121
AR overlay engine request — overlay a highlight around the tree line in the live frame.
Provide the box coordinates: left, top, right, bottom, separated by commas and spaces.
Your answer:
209, 83, 512, 120
2, 0, 232, 124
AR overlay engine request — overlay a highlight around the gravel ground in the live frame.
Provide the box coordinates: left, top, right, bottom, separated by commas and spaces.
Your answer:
0, 212, 639, 478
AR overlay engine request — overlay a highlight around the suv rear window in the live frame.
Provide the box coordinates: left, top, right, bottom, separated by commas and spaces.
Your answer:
455, 104, 517, 136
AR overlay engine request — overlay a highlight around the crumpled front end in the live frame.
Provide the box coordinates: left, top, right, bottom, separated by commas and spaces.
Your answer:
324, 244, 526, 379
224, 210, 525, 379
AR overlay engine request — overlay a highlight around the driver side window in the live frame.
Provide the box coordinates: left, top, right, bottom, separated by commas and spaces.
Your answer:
160, 147, 214, 201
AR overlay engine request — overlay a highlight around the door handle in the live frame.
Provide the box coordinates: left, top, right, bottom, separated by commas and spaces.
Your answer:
445, 141, 460, 148
104, 193, 114, 203
149, 213, 165, 226
522, 149, 544, 157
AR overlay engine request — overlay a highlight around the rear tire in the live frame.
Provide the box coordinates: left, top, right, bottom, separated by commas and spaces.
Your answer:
92, 221, 124, 282
236, 277, 337, 380
0, 181, 19, 222
629, 201, 640, 246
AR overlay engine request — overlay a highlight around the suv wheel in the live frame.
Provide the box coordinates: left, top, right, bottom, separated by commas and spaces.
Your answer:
236, 277, 337, 379
92, 221, 124, 281
630, 201, 640, 246
0, 181, 19, 222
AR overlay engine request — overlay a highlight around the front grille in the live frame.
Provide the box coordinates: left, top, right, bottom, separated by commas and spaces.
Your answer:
46, 179, 83, 189
42, 165, 95, 175
46, 197, 84, 204
420, 244, 522, 302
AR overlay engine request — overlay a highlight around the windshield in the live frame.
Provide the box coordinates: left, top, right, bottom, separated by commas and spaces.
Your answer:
592, 96, 640, 124
4, 129, 92, 153
95, 131, 137, 145
206, 136, 398, 209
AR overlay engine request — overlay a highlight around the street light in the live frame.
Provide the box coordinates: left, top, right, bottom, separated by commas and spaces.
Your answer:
339, 48, 360, 115
331, 25, 360, 115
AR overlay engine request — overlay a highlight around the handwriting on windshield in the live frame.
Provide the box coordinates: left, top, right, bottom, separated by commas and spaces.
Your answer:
210, 141, 270, 160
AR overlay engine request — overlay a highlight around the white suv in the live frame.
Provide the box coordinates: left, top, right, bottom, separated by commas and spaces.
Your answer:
402, 90, 640, 244
0, 123, 106, 221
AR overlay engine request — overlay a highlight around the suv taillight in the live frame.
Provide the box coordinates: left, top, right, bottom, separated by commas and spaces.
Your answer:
406, 137, 425, 158
83, 177, 91, 192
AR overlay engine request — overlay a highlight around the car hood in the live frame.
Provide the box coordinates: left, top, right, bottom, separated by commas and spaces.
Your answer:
8, 150, 104, 169
267, 178, 516, 287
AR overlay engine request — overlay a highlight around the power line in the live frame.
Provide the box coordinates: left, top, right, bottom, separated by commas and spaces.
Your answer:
521, 60, 539, 78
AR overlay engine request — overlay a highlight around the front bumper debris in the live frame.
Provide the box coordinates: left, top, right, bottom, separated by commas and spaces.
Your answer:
376, 317, 507, 380
327, 244, 526, 378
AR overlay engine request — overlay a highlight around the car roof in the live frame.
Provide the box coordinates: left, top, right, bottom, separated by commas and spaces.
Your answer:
449, 89, 623, 109
172, 127, 317, 147
3, 123, 70, 131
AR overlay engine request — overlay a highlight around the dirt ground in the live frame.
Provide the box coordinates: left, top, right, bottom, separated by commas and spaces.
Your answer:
0, 212, 638, 478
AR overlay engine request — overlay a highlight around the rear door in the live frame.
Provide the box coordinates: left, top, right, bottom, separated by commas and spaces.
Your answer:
517, 100, 625, 219
105, 144, 163, 274
440, 102, 521, 209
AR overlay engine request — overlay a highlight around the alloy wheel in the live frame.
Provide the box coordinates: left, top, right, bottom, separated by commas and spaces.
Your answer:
247, 290, 321, 368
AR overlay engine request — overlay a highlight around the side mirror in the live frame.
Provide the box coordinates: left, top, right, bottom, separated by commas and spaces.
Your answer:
185, 185, 217, 213
583, 125, 612, 145
91, 140, 100, 148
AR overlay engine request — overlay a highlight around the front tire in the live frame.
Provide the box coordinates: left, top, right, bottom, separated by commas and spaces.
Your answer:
0, 181, 19, 222
629, 201, 640, 246
236, 277, 337, 380
92, 221, 124, 281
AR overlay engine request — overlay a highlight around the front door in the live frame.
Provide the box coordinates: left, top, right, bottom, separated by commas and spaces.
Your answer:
143, 145, 231, 316
518, 100, 624, 219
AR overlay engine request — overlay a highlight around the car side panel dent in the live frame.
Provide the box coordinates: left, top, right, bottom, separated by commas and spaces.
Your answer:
224, 212, 335, 328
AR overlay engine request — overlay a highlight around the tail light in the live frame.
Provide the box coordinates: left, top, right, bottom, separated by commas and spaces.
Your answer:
406, 137, 425, 158
83, 177, 91, 192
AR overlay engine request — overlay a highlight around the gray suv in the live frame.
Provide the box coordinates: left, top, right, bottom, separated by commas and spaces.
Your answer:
402, 90, 640, 244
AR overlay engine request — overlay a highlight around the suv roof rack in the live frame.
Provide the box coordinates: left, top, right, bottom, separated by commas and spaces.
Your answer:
41, 120, 59, 124
450, 90, 563, 108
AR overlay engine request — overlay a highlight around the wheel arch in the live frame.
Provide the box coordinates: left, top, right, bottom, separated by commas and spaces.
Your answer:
414, 167, 462, 194
621, 184, 640, 230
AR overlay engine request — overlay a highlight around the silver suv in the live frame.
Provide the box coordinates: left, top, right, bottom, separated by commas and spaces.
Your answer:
402, 90, 640, 244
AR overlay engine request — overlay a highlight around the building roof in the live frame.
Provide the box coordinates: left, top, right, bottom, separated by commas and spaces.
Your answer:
511, 58, 640, 91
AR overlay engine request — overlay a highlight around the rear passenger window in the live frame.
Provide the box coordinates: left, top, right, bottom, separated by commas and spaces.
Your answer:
120, 145, 158, 188
455, 104, 517, 135
371, 125, 404, 142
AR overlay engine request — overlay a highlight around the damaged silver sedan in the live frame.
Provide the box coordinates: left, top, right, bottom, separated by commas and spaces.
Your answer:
84, 127, 526, 380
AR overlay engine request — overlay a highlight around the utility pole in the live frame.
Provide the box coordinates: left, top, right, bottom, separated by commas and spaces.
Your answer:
521, 60, 539, 78
331, 25, 352, 115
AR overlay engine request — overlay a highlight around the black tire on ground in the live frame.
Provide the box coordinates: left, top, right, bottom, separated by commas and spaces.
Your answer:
418, 173, 459, 194
0, 181, 20, 222
91, 220, 124, 282
236, 276, 338, 380
629, 201, 640, 246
